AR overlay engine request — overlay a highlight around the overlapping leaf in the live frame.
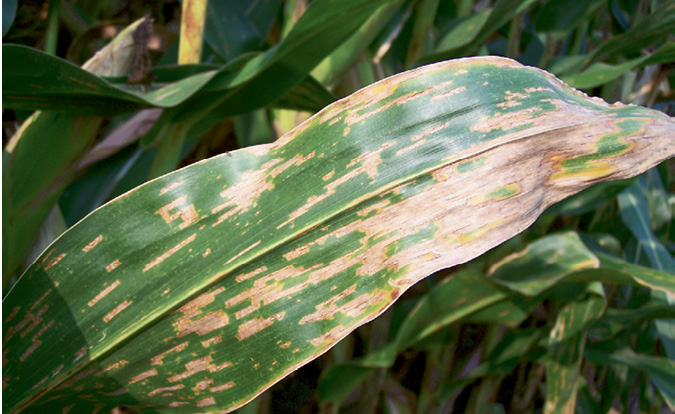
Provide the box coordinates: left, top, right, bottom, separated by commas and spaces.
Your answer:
2, 0, 388, 116
3, 57, 673, 413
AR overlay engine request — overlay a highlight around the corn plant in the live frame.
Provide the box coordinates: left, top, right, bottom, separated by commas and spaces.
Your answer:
3, 0, 674, 413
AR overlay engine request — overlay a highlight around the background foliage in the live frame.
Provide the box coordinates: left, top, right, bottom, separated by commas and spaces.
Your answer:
2, 0, 673, 413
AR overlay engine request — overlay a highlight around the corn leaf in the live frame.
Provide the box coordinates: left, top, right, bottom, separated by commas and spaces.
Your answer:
3, 56, 673, 413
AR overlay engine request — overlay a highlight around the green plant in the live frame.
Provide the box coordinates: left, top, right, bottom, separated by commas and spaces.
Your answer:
3, 1, 673, 413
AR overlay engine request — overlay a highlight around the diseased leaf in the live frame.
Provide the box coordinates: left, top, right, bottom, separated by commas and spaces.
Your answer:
3, 56, 673, 413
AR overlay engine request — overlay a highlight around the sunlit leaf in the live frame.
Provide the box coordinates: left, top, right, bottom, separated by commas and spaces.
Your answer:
3, 56, 673, 413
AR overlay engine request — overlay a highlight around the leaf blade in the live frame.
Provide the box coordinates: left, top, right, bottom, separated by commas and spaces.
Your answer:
4, 56, 673, 413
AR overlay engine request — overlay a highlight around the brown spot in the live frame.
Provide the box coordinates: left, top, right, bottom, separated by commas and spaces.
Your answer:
143, 233, 196, 272
88, 280, 120, 307
168, 355, 231, 382
299, 285, 357, 324
44, 253, 66, 270
103, 300, 132, 323
176, 310, 229, 337
5, 306, 20, 322
52, 364, 64, 377
31, 376, 49, 390
20, 340, 41, 361
151, 342, 187, 365
74, 347, 87, 362
148, 384, 183, 397
504, 90, 530, 100
40, 248, 55, 265
82, 235, 103, 252
29, 289, 52, 312
525, 86, 553, 93
196, 397, 216, 407
202, 248, 211, 257
159, 180, 184, 195
310, 325, 344, 347
156, 195, 199, 229
235, 306, 257, 320
278, 142, 392, 229
31, 320, 54, 341
193, 379, 213, 395
96, 360, 128, 376
430, 87, 466, 102
302, 290, 387, 324
211, 159, 283, 227
323, 170, 335, 181
201, 335, 222, 347
268, 152, 315, 178
471, 107, 541, 133
210, 381, 235, 392
105, 260, 122, 272
283, 245, 310, 261
342, 80, 456, 127
236, 312, 285, 341
235, 266, 267, 282
497, 100, 522, 108
129, 368, 157, 384
174, 287, 227, 336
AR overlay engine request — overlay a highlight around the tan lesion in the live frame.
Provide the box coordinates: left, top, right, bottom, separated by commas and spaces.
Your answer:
156, 195, 199, 229
129, 368, 157, 384
82, 235, 103, 252
88, 281, 120, 307
151, 342, 187, 366
168, 355, 231, 382
236, 312, 285, 341
103, 300, 132, 322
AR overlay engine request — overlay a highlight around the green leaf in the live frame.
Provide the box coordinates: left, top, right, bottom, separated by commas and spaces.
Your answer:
1, 44, 219, 114
533, 0, 604, 37
583, 1, 675, 66
204, 0, 263, 61
618, 176, 675, 360
2, 18, 152, 287
618, 180, 674, 272
419, 0, 537, 64
3, 56, 673, 413
563, 42, 675, 89
438, 329, 545, 400
161, 0, 392, 138
405, 0, 440, 68
434, 9, 490, 54
585, 345, 675, 410
311, 0, 405, 86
